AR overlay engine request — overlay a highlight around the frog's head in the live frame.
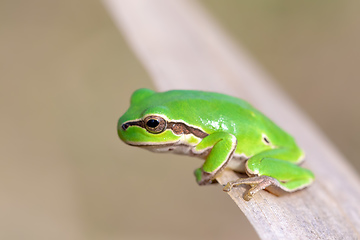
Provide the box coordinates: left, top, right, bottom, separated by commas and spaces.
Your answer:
118, 88, 182, 148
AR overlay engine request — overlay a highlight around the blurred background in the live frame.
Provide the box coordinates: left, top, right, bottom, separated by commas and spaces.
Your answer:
0, 0, 358, 239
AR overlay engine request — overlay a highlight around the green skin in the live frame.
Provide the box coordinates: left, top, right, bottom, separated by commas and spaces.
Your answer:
118, 88, 314, 200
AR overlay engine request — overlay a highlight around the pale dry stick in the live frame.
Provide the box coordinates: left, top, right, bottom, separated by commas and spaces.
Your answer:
104, 0, 360, 239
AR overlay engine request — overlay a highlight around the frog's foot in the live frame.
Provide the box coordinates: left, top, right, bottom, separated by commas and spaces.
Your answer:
223, 175, 280, 201
194, 168, 215, 185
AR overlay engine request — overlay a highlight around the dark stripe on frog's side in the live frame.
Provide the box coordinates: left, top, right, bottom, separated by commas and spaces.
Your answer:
122, 120, 144, 130
166, 122, 208, 139
122, 120, 208, 139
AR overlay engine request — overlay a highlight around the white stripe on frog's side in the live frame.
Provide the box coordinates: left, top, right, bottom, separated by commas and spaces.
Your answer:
127, 136, 251, 173
124, 117, 252, 173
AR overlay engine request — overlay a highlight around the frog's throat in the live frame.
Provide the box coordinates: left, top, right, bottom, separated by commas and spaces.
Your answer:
124, 120, 209, 139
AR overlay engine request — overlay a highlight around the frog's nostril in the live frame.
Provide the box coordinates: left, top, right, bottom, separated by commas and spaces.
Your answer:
122, 123, 129, 131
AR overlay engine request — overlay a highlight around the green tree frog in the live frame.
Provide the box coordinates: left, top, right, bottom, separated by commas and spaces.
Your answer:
118, 88, 314, 200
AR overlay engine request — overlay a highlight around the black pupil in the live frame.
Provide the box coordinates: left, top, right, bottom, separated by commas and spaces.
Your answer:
147, 119, 159, 128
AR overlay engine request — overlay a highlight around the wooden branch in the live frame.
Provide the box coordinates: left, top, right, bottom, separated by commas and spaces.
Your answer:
104, 0, 360, 238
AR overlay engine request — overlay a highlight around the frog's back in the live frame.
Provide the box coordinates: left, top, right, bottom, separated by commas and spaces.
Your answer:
155, 89, 255, 119
152, 90, 298, 155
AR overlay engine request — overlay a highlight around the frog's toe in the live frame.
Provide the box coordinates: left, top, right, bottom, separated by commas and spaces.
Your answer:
195, 168, 215, 186
223, 182, 234, 192
243, 192, 253, 201
197, 177, 215, 185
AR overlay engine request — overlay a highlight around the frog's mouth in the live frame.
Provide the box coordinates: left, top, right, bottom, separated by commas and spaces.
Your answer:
125, 140, 182, 153
125, 141, 179, 147
126, 141, 201, 156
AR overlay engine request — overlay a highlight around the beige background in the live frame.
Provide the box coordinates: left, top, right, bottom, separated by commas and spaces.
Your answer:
0, 0, 358, 239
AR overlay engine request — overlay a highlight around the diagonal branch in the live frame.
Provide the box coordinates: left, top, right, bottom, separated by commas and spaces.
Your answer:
103, 0, 360, 239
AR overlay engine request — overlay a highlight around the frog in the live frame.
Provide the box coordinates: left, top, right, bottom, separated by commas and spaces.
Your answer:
117, 88, 314, 201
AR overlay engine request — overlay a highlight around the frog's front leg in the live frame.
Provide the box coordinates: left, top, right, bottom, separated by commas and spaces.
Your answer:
193, 132, 237, 185
223, 148, 315, 200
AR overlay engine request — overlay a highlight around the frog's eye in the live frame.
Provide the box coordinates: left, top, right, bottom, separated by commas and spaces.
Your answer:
144, 115, 167, 134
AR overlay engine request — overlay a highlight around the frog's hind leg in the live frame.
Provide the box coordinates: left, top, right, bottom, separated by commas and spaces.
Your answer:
223, 175, 281, 201
223, 148, 315, 200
